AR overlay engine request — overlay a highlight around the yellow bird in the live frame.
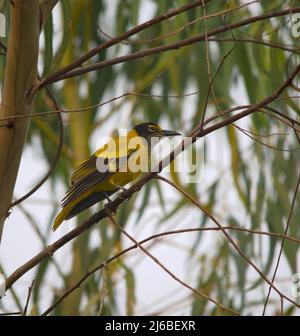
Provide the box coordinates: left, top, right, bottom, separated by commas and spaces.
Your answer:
53, 122, 180, 230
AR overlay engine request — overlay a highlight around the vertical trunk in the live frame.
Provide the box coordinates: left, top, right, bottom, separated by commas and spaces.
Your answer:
0, 1, 40, 241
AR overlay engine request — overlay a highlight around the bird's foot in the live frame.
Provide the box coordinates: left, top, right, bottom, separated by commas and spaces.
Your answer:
111, 182, 129, 200
103, 193, 116, 215
103, 192, 112, 203
120, 187, 132, 201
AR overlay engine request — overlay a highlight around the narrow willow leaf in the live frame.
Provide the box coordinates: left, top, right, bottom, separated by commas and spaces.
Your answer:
121, 263, 136, 315
52, 0, 71, 69
135, 183, 152, 223
227, 125, 248, 208
42, 12, 53, 76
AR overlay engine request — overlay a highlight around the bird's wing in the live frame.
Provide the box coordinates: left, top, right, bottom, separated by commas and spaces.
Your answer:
62, 147, 138, 208
71, 136, 131, 185
70, 155, 98, 185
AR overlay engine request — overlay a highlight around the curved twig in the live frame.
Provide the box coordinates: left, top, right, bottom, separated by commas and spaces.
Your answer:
41, 225, 300, 316
11, 88, 63, 207
262, 125, 300, 315
37, 7, 300, 86
107, 213, 239, 316
23, 280, 35, 316
37, 0, 213, 89
155, 175, 300, 310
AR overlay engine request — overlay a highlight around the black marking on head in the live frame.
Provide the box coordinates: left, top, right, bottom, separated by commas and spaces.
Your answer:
133, 122, 161, 137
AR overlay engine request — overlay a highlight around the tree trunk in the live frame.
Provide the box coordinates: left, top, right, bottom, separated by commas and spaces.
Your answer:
0, 1, 40, 241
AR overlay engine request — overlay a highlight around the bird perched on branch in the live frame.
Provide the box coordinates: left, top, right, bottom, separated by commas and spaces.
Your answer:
53, 122, 180, 230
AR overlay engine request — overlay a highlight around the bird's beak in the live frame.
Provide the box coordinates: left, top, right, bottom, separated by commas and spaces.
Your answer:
160, 129, 181, 137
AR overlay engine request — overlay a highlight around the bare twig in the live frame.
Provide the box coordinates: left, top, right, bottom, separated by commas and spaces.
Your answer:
37, 7, 300, 86
1, 92, 300, 127
208, 37, 300, 54
40, 224, 300, 316
262, 133, 300, 315
23, 280, 34, 316
16, 202, 67, 281
37, 0, 213, 89
11, 87, 63, 207
0, 311, 21, 316
128, 1, 258, 46
0, 93, 132, 123
155, 175, 300, 309
106, 212, 239, 315
234, 127, 297, 152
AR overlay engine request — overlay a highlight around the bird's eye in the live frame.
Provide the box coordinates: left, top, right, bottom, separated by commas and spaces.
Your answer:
148, 125, 156, 132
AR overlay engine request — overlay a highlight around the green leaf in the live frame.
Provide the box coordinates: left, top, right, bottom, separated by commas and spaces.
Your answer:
135, 183, 152, 223
42, 12, 53, 76
52, 0, 71, 69
121, 263, 136, 315
236, 43, 257, 103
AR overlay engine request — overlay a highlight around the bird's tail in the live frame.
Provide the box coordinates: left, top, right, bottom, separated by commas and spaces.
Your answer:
53, 205, 72, 231
52, 191, 114, 231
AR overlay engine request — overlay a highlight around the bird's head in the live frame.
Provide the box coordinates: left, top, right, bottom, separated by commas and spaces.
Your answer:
133, 122, 180, 141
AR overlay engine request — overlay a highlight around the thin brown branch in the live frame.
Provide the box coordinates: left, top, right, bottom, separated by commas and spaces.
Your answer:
40, 225, 300, 316
11, 87, 63, 207
16, 202, 67, 281
262, 135, 300, 315
235, 126, 297, 152
22, 280, 34, 316
261, 109, 300, 132
37, 0, 212, 89
1, 92, 299, 128
0, 93, 131, 123
0, 311, 22, 316
155, 175, 300, 310
264, 106, 300, 128
190, 63, 300, 139
209, 37, 300, 54
107, 212, 239, 315
128, 1, 258, 46
0, 90, 200, 123
0, 267, 23, 312
37, 7, 300, 86
203, 3, 268, 152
